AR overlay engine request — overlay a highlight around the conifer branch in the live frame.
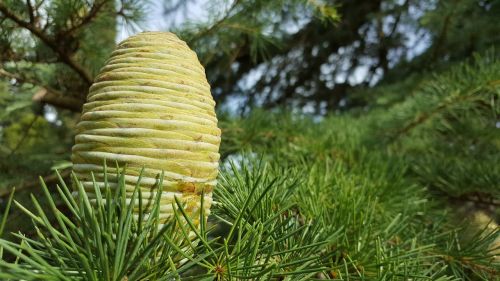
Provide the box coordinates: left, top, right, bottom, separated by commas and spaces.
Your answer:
187, 0, 242, 45
392, 94, 471, 139
59, 0, 108, 37
0, 3, 92, 85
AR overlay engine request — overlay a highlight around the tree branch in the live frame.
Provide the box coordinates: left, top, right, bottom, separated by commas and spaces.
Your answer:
0, 3, 92, 85
32, 88, 84, 112
187, 0, 242, 45
25, 0, 35, 24
59, 0, 107, 37
0, 68, 84, 112
391, 94, 470, 140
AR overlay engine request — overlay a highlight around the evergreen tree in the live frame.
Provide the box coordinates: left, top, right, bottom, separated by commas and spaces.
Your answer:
0, 0, 498, 280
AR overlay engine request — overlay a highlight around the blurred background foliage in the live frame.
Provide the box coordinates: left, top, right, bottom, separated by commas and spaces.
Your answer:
0, 0, 499, 278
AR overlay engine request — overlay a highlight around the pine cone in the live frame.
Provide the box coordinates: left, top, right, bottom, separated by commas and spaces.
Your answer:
71, 31, 220, 226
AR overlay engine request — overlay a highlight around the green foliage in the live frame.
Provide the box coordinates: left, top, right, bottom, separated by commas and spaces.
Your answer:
0, 0, 147, 191
215, 53, 500, 278
0, 1, 499, 280
0, 164, 337, 280
377, 52, 500, 198
420, 0, 500, 63
5, 53, 498, 278
231, 53, 498, 202
0, 150, 498, 279
0, 168, 191, 280
178, 0, 338, 63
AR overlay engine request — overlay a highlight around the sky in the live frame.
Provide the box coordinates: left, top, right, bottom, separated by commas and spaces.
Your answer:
116, 0, 210, 42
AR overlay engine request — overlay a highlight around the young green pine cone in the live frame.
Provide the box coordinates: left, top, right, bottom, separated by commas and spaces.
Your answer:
71, 31, 221, 226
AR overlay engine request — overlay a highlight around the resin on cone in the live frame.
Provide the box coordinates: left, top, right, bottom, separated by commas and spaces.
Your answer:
71, 31, 221, 225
